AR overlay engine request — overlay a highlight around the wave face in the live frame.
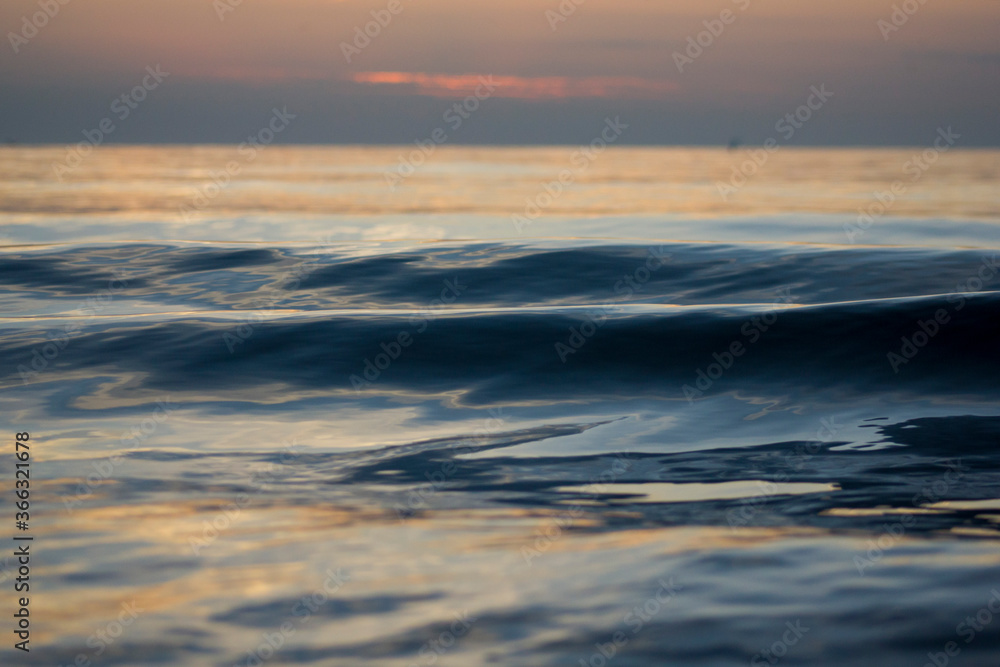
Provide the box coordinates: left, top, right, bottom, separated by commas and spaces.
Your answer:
3, 148, 1000, 667
3, 244, 998, 405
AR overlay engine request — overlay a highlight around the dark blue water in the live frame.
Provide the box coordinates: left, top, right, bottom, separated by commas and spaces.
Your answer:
2, 237, 1000, 666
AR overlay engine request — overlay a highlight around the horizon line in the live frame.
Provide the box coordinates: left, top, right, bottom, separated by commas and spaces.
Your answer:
4, 142, 1000, 150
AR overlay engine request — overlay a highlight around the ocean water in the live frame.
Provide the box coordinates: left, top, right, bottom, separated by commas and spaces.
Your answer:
1, 146, 1000, 666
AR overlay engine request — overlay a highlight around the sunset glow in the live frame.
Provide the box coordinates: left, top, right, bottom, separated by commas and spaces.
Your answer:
351, 72, 679, 99
1, 0, 996, 143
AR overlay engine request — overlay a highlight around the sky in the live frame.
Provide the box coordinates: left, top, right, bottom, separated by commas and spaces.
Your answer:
1, 0, 998, 145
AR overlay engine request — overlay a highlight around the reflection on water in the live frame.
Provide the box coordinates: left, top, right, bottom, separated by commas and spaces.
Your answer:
555, 481, 842, 503
1, 146, 999, 245
1, 147, 1000, 665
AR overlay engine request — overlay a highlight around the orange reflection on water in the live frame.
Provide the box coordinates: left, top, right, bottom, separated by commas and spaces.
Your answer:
1, 147, 997, 229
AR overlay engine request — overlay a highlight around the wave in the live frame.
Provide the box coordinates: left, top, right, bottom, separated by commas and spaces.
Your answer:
2, 293, 998, 405
0, 243, 996, 309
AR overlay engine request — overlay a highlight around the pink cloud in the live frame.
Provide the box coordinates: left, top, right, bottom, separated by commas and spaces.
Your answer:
351, 72, 678, 100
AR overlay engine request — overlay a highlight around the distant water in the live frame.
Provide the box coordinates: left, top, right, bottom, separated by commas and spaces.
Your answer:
1, 146, 999, 666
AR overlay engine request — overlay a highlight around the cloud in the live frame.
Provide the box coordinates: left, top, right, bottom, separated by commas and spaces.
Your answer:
351, 72, 678, 100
